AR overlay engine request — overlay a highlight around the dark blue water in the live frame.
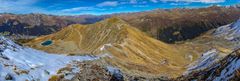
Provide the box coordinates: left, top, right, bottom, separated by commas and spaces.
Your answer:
41, 40, 53, 46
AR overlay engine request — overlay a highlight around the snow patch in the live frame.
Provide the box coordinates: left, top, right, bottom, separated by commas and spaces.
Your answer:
100, 43, 113, 51
185, 49, 221, 74
0, 36, 106, 81
214, 18, 240, 41
213, 57, 240, 81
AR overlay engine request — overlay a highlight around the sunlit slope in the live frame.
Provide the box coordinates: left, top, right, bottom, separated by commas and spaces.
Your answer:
26, 17, 192, 77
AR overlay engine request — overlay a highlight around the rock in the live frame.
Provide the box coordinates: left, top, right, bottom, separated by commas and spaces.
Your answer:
0, 53, 9, 60
5, 74, 14, 80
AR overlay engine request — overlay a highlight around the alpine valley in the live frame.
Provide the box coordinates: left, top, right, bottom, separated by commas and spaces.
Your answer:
0, 4, 240, 81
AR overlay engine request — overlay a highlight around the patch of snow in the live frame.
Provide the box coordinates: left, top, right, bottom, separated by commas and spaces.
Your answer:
100, 43, 113, 51
185, 49, 221, 74
188, 55, 193, 61
213, 53, 240, 81
214, 18, 240, 41
64, 74, 75, 80
0, 36, 106, 81
100, 46, 105, 51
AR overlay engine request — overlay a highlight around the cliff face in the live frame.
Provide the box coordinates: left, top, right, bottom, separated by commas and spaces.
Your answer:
25, 17, 195, 78
118, 6, 240, 43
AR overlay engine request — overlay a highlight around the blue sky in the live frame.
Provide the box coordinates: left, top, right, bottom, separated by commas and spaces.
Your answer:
0, 0, 239, 15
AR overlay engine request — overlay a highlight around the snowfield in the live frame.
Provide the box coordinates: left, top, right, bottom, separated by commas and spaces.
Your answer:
214, 18, 240, 41
0, 36, 107, 81
213, 54, 240, 81
185, 49, 220, 74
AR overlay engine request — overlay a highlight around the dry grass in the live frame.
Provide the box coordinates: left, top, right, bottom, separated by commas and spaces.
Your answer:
26, 17, 196, 78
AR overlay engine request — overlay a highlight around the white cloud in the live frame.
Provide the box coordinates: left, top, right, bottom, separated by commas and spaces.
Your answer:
0, 0, 44, 13
169, 2, 190, 5
133, 5, 149, 7
160, 0, 225, 3
61, 7, 96, 12
120, 0, 148, 5
97, 1, 118, 7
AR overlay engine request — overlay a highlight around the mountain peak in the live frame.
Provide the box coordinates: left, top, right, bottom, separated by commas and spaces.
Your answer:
101, 17, 126, 24
25, 18, 191, 77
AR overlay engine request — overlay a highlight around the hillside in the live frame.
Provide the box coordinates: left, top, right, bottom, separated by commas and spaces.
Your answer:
175, 49, 240, 81
171, 18, 240, 81
214, 18, 240, 41
0, 14, 109, 38
118, 6, 240, 43
0, 36, 115, 81
1, 6, 239, 43
25, 17, 195, 78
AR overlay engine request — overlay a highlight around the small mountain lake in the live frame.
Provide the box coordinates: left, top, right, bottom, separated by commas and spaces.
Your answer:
41, 40, 53, 46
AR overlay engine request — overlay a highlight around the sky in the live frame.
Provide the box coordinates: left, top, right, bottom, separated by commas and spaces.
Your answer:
0, 0, 239, 15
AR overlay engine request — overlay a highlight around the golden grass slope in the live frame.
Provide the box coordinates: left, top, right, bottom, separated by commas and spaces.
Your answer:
26, 17, 194, 78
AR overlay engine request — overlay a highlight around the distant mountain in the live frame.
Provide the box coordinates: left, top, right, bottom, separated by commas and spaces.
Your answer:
117, 6, 240, 43
25, 17, 194, 78
0, 14, 109, 38
1, 6, 239, 43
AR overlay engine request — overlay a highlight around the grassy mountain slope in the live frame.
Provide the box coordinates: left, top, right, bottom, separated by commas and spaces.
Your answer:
117, 6, 240, 43
25, 17, 195, 78
0, 14, 109, 38
1, 6, 239, 43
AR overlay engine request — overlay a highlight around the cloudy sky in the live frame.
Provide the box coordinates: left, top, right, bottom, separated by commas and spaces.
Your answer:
0, 0, 239, 15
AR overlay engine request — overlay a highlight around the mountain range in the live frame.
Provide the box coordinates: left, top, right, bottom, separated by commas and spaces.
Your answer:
25, 17, 194, 78
174, 17, 240, 81
1, 6, 240, 43
0, 5, 240, 81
